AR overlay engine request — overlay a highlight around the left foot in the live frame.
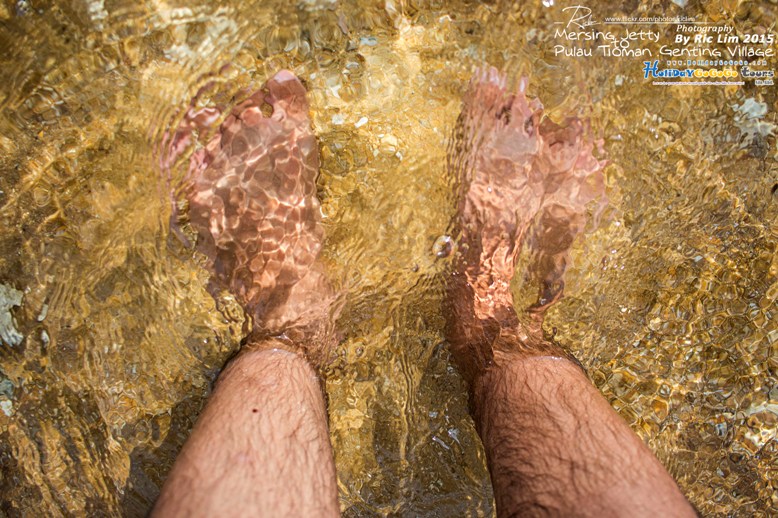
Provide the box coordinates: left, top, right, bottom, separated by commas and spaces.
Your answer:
165, 71, 336, 361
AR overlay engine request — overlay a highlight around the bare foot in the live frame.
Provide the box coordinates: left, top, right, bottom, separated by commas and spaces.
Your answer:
166, 71, 337, 364
446, 67, 605, 381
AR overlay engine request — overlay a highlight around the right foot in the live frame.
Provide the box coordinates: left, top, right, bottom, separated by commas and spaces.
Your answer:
446, 67, 604, 379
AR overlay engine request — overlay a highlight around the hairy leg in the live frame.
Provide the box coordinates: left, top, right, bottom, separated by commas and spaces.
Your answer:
155, 71, 339, 516
474, 351, 695, 518
447, 68, 694, 517
152, 346, 338, 518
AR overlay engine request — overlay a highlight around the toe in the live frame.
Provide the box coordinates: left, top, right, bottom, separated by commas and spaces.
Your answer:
265, 70, 309, 120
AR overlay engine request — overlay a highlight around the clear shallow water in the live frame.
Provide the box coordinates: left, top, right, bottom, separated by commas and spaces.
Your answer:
0, 0, 776, 516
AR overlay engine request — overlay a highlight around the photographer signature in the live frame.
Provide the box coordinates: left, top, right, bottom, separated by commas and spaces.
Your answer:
555, 5, 599, 29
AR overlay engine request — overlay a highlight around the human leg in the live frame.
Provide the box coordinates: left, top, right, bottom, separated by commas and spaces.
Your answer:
154, 70, 339, 517
152, 345, 338, 517
446, 67, 695, 517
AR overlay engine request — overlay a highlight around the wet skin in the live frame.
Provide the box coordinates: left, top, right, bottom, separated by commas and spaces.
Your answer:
154, 71, 339, 518
446, 67, 605, 382
166, 70, 337, 361
447, 67, 696, 518
154, 68, 696, 518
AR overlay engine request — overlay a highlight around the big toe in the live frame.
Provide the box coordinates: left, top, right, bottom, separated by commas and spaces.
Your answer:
265, 70, 309, 120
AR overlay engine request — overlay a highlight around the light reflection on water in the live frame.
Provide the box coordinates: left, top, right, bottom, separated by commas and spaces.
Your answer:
0, 1, 776, 516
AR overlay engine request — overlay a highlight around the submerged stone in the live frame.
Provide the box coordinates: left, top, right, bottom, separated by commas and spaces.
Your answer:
0, 283, 23, 347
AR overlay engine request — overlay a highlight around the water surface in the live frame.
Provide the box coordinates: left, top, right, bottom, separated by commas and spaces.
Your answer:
0, 0, 776, 516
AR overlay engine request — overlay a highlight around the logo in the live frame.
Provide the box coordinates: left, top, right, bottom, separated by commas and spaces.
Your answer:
642, 60, 738, 79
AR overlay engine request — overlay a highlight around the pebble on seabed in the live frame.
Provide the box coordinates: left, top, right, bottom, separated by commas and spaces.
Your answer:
433, 235, 453, 258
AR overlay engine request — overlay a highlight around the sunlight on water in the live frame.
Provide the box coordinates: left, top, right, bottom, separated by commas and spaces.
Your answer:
0, 0, 776, 516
